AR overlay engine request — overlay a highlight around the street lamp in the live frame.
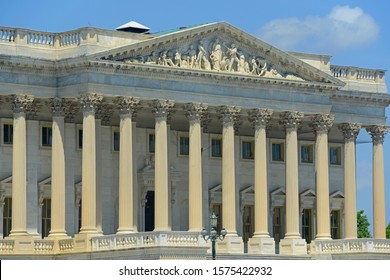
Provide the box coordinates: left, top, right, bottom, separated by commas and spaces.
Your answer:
201, 212, 227, 260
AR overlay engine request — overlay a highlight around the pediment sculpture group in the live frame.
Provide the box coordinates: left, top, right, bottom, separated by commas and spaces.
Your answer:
123, 38, 303, 80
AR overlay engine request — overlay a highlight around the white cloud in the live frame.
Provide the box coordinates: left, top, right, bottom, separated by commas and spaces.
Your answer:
257, 6, 379, 53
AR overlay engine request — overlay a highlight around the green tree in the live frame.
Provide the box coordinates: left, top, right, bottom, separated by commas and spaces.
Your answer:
357, 210, 371, 238
386, 223, 390, 239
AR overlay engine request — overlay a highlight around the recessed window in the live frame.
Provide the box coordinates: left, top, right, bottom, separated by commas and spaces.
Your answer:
3, 124, 13, 144
301, 144, 313, 163
3, 197, 12, 238
148, 134, 155, 153
78, 129, 83, 149
301, 209, 313, 244
272, 142, 284, 162
211, 138, 222, 158
179, 136, 189, 155
329, 146, 341, 165
113, 131, 120, 151
331, 210, 341, 239
42, 126, 52, 147
41, 198, 51, 238
242, 140, 254, 159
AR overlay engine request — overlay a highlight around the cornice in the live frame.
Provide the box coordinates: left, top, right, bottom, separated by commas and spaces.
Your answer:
331, 91, 390, 107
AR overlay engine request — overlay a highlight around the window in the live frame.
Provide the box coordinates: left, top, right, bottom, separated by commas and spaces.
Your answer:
329, 146, 341, 165
42, 126, 52, 147
78, 129, 83, 149
41, 198, 51, 238
179, 136, 189, 155
212, 204, 223, 234
273, 207, 283, 243
3, 197, 12, 238
3, 124, 13, 144
272, 142, 284, 162
302, 209, 313, 244
148, 134, 155, 153
113, 131, 120, 151
331, 210, 341, 239
242, 140, 254, 159
301, 144, 313, 163
211, 138, 222, 158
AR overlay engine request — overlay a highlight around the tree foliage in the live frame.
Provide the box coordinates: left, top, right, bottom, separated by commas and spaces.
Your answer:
357, 210, 371, 238
386, 223, 390, 239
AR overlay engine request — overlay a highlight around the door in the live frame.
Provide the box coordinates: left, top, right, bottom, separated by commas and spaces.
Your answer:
144, 191, 155, 231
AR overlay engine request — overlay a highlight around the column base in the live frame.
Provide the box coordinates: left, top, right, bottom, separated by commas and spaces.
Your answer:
248, 235, 275, 254
279, 238, 307, 255
216, 235, 244, 254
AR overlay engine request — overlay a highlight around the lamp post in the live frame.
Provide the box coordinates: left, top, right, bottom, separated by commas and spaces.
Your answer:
201, 212, 227, 260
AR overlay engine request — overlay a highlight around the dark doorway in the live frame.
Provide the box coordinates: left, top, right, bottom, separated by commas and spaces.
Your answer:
144, 191, 155, 231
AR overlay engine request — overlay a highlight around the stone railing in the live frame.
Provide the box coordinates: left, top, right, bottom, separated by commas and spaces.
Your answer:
34, 240, 54, 254
331, 65, 385, 83
0, 28, 16, 42
311, 239, 390, 255
59, 238, 75, 252
91, 232, 204, 251
0, 239, 15, 253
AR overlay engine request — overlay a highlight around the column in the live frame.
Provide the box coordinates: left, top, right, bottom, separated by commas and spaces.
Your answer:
341, 123, 360, 239
152, 100, 174, 231
117, 96, 139, 234
312, 114, 334, 240
217, 106, 244, 253
9, 95, 34, 237
367, 125, 387, 239
77, 93, 102, 235
279, 111, 307, 255
186, 103, 207, 232
48, 98, 68, 238
247, 108, 275, 254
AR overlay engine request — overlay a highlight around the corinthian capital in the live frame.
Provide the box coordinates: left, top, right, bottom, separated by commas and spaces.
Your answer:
116, 96, 140, 116
248, 108, 273, 129
218, 105, 241, 125
185, 103, 208, 122
340, 123, 361, 141
12, 94, 34, 114
279, 111, 304, 130
78, 93, 103, 114
50, 97, 66, 117
311, 114, 334, 133
367, 125, 388, 145
151, 99, 175, 119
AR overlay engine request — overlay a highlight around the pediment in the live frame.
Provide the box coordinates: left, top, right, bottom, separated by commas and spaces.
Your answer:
96, 22, 344, 86
300, 189, 316, 197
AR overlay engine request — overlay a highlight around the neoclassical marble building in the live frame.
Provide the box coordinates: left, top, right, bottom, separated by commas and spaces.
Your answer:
0, 22, 389, 259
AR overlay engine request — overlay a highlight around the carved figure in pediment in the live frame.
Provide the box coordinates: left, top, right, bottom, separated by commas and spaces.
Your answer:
224, 43, 238, 71
145, 51, 158, 64
210, 39, 223, 71
235, 54, 249, 74
174, 50, 182, 67
264, 65, 282, 78
187, 45, 197, 69
196, 40, 209, 70
250, 58, 259, 75
158, 50, 175, 66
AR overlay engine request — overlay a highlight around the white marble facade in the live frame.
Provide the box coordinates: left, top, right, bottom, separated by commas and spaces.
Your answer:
0, 22, 389, 258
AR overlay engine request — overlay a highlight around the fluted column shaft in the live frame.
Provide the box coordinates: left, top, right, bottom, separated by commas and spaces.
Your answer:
281, 111, 304, 239
117, 97, 139, 234
220, 106, 240, 235
249, 109, 273, 237
49, 98, 67, 237
10, 95, 33, 236
79, 93, 102, 234
312, 114, 334, 240
341, 123, 360, 239
153, 100, 174, 231
187, 103, 207, 232
368, 126, 387, 238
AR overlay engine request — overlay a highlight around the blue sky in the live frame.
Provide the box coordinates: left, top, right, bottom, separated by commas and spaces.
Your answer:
1, 0, 389, 233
